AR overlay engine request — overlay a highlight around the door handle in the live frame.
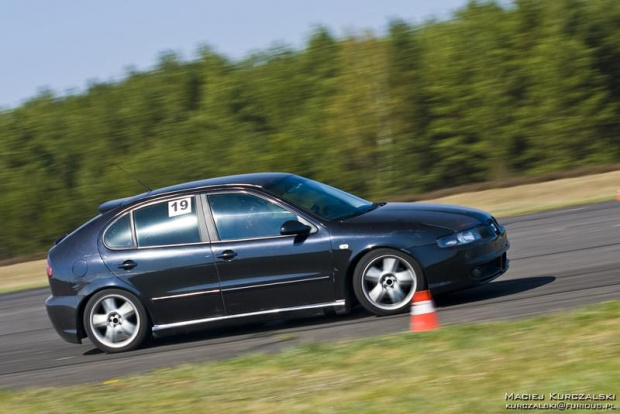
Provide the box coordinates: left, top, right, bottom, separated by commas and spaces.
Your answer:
217, 250, 238, 260
118, 260, 137, 270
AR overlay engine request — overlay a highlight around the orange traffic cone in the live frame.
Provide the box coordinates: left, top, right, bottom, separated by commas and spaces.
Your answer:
410, 290, 440, 332
616, 189, 620, 202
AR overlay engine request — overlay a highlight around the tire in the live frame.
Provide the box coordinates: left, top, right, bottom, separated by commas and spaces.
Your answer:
83, 289, 150, 353
352, 248, 423, 316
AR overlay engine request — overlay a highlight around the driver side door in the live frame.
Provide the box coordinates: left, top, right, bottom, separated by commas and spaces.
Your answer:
204, 190, 336, 316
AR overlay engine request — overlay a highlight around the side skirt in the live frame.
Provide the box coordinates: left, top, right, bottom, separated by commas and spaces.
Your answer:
152, 300, 346, 332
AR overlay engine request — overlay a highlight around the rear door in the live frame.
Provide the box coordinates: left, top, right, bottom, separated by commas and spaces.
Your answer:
203, 190, 335, 315
99, 195, 225, 326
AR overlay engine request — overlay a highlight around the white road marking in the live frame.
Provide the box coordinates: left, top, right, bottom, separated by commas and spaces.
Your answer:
562, 207, 585, 213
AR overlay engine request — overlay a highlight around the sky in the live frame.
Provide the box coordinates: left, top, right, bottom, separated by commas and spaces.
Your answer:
0, 0, 469, 108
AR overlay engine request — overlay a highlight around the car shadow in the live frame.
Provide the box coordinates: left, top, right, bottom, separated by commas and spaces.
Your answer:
434, 276, 556, 308
151, 276, 555, 348
82, 275, 556, 355
149, 308, 373, 350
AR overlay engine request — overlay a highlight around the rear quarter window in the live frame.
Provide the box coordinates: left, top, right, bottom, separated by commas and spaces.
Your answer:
104, 214, 134, 249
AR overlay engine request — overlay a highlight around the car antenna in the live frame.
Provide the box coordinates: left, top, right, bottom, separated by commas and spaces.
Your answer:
113, 164, 152, 192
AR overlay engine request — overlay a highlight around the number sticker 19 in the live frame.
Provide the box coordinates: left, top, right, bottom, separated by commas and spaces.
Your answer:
168, 197, 192, 217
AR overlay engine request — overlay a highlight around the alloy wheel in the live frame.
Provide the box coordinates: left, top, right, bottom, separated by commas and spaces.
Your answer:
89, 294, 141, 349
361, 255, 417, 311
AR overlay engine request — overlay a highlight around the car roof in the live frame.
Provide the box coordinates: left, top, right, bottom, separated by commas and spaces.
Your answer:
98, 172, 292, 214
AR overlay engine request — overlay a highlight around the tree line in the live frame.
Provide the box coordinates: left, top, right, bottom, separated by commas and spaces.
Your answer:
1, 0, 620, 258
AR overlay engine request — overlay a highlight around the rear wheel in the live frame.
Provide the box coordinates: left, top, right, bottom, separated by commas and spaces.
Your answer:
353, 249, 422, 316
83, 289, 150, 353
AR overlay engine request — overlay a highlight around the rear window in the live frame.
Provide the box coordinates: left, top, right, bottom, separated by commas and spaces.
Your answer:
133, 197, 201, 247
104, 214, 134, 249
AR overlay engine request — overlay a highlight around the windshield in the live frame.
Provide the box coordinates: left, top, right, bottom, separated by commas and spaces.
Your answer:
265, 175, 373, 220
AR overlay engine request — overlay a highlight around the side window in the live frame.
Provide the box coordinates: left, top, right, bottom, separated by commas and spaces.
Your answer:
134, 197, 201, 247
104, 214, 134, 249
208, 193, 298, 241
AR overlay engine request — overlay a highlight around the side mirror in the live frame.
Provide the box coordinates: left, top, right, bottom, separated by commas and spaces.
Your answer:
280, 220, 312, 236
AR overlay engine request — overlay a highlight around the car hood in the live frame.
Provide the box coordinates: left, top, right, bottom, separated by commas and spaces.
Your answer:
344, 202, 490, 232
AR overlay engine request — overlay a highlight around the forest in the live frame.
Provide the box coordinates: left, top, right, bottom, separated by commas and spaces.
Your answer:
1, 0, 620, 258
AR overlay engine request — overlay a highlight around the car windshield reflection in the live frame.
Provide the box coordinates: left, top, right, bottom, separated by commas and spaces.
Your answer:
265, 176, 372, 220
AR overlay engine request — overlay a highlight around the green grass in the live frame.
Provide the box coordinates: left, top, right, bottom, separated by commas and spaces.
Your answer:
1, 301, 618, 413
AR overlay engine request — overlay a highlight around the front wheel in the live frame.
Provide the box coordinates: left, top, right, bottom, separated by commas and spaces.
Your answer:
83, 289, 150, 353
352, 249, 422, 316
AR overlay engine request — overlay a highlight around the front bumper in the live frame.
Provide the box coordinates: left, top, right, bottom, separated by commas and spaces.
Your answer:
417, 230, 510, 295
45, 295, 83, 344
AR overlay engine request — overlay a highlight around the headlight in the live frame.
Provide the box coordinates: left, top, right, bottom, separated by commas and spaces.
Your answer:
437, 228, 483, 248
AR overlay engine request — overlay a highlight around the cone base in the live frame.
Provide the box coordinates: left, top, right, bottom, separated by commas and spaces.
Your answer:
410, 313, 440, 332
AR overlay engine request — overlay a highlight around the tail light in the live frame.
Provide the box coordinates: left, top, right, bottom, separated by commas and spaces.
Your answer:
46, 259, 53, 278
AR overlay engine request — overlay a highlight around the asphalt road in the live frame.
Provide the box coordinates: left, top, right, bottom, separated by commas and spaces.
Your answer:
1, 202, 619, 388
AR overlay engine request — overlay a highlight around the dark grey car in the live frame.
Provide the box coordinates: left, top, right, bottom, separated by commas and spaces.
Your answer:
46, 173, 509, 352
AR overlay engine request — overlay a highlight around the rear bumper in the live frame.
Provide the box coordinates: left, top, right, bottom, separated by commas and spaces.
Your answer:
417, 231, 510, 295
45, 295, 83, 344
